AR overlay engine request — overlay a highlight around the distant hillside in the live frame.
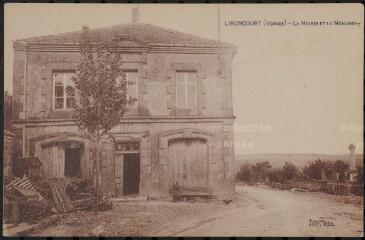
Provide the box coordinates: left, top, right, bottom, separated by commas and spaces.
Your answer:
235, 153, 363, 170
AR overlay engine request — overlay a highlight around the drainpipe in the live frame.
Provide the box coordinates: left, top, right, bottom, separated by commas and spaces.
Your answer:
22, 43, 28, 158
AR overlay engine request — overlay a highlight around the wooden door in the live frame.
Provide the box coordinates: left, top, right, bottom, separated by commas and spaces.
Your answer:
168, 138, 208, 189
123, 153, 140, 195
40, 143, 65, 179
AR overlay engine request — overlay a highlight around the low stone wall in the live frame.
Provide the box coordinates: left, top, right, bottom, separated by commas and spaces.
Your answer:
323, 181, 363, 196
270, 180, 363, 196
289, 180, 324, 192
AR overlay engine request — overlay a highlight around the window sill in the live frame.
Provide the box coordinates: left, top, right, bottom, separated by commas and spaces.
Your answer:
174, 108, 199, 116
52, 109, 75, 112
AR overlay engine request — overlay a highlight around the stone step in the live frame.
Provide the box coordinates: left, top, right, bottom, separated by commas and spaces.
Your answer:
109, 195, 148, 202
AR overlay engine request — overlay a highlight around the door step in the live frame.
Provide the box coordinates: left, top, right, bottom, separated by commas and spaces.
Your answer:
109, 195, 148, 202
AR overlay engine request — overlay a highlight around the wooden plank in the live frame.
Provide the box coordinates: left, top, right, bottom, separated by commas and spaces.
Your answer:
41, 145, 52, 179
168, 139, 208, 190
49, 179, 73, 214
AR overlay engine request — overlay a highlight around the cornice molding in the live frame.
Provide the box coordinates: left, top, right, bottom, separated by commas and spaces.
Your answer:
13, 42, 237, 55
12, 116, 236, 127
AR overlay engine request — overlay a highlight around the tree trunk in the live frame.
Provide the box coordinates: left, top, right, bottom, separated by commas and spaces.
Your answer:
95, 138, 100, 214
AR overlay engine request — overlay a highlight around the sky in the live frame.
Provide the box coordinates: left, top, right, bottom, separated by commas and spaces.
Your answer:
4, 3, 364, 155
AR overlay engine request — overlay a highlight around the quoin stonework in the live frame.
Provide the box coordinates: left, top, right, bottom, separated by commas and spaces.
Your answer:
11, 23, 237, 199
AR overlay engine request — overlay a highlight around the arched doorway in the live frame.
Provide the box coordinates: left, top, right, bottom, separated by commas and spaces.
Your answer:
159, 128, 213, 192
168, 138, 208, 189
31, 133, 89, 180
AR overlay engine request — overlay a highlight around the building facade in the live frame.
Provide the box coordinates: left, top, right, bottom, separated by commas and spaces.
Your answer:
11, 23, 237, 199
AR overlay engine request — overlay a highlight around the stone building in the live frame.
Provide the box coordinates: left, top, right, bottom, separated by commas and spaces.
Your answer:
11, 23, 237, 199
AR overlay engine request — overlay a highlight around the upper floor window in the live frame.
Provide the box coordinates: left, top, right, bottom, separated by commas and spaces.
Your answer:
117, 71, 138, 109
53, 71, 76, 110
176, 71, 197, 109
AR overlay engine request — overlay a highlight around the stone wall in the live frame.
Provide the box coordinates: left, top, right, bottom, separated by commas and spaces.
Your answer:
19, 118, 235, 199
12, 50, 234, 120
3, 130, 15, 178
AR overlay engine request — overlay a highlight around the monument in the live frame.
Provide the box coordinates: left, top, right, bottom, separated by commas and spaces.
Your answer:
348, 143, 358, 182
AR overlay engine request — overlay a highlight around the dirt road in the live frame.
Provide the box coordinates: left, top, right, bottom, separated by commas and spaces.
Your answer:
31, 184, 363, 237
173, 184, 363, 237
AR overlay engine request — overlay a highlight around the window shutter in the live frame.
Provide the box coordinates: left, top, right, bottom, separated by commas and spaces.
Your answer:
197, 73, 206, 111
176, 72, 185, 108
187, 73, 197, 109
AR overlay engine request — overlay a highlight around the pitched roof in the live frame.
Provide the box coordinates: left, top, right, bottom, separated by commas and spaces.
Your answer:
14, 23, 235, 49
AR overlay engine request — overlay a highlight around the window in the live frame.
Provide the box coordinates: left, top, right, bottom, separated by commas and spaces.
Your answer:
176, 71, 197, 109
117, 71, 138, 109
115, 141, 140, 153
53, 72, 76, 110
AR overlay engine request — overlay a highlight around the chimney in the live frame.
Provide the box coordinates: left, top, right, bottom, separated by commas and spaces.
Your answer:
132, 7, 140, 23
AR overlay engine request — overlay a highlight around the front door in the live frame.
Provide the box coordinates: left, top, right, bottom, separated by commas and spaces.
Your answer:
123, 153, 140, 195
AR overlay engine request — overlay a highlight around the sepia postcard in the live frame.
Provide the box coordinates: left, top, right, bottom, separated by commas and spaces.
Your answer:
2, 3, 364, 237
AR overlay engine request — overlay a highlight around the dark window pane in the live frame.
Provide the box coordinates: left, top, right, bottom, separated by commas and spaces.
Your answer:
55, 98, 64, 109
55, 86, 64, 97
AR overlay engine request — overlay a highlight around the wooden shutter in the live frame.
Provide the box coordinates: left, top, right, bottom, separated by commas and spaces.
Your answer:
187, 72, 197, 109
176, 72, 185, 108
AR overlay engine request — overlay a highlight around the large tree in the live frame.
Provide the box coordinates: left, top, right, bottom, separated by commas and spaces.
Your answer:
236, 163, 252, 183
251, 161, 272, 183
282, 161, 299, 182
72, 26, 135, 212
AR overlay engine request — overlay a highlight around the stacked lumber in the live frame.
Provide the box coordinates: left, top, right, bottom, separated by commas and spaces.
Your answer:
49, 178, 74, 214
7, 176, 37, 191
71, 190, 112, 211
65, 177, 112, 211
4, 177, 51, 224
